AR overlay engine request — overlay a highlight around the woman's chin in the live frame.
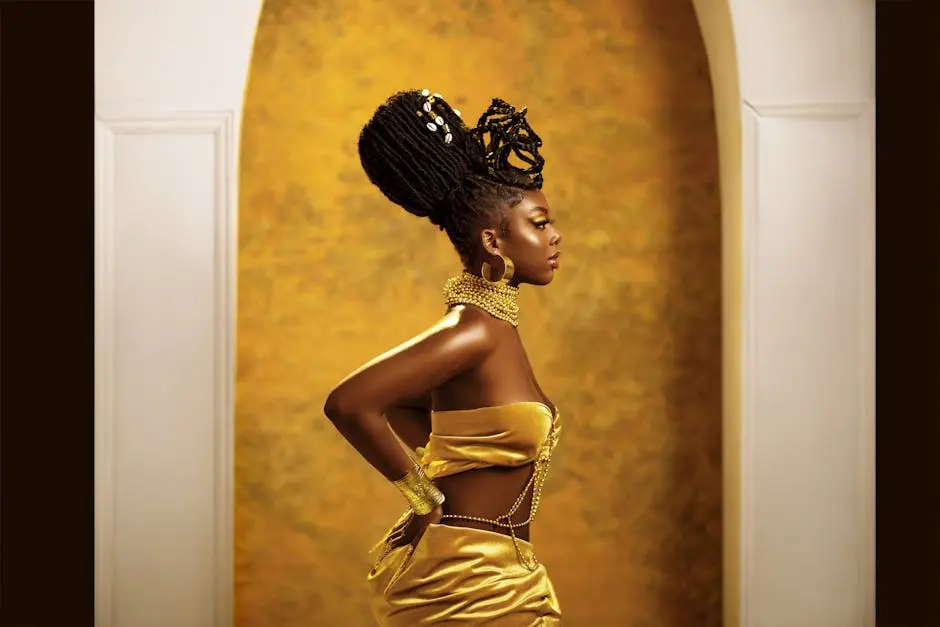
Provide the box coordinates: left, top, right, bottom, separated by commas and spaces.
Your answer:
520, 270, 556, 287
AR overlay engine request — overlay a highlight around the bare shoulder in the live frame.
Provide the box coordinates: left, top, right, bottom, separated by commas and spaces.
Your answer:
326, 305, 497, 416
377, 305, 496, 369
438, 304, 499, 350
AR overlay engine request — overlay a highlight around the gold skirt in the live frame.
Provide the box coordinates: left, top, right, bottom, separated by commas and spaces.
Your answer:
367, 514, 562, 626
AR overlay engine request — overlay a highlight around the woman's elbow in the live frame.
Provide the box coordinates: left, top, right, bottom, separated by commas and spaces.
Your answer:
323, 389, 351, 423
323, 388, 373, 425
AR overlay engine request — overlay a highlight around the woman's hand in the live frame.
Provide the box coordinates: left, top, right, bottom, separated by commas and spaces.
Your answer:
389, 506, 443, 551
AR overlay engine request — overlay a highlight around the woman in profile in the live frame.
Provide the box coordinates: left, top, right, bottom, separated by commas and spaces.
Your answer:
324, 88, 564, 626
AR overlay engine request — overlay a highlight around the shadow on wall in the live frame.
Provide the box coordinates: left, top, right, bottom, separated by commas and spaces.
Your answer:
235, 0, 722, 625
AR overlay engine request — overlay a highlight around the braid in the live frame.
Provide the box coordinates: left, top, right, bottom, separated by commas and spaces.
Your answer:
358, 89, 546, 263
469, 97, 545, 189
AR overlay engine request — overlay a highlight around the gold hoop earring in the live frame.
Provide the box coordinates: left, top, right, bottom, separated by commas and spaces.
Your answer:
482, 254, 515, 284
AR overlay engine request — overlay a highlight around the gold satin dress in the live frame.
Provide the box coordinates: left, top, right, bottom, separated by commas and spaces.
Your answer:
367, 402, 563, 626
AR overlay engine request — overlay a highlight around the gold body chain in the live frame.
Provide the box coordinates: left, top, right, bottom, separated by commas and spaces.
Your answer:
439, 413, 559, 571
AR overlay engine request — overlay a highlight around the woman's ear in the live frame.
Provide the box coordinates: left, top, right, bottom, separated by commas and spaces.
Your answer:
479, 228, 501, 256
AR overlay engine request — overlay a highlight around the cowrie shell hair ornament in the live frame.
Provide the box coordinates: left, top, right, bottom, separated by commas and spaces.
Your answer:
416, 88, 456, 146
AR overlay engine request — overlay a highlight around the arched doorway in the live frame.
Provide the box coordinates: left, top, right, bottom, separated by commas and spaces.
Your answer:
93, 1, 875, 625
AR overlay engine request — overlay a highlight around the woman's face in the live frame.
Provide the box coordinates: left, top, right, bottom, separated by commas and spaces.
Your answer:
490, 189, 563, 286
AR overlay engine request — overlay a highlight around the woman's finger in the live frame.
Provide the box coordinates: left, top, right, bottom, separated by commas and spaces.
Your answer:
408, 507, 442, 549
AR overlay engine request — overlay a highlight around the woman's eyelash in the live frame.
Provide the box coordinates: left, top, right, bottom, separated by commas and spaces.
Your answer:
534, 219, 554, 229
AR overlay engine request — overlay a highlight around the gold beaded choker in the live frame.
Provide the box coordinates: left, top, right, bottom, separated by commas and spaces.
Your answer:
442, 272, 520, 327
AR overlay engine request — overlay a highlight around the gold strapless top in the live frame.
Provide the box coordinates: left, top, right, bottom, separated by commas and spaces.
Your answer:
416, 401, 561, 480
374, 401, 562, 573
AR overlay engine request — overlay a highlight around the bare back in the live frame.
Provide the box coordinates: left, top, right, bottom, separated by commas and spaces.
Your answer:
415, 305, 555, 540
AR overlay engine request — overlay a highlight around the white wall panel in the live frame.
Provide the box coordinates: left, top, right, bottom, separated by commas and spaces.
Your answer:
727, 0, 876, 623
95, 0, 260, 624
94, 0, 262, 117
95, 114, 236, 627
741, 105, 875, 627
732, 0, 875, 106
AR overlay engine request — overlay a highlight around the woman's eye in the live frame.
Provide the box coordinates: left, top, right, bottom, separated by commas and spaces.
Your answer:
534, 219, 553, 230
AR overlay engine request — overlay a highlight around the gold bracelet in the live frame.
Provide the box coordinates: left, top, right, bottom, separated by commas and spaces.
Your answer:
393, 463, 445, 515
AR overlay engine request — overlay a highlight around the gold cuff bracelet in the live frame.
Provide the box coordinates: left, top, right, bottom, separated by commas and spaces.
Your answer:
393, 463, 445, 515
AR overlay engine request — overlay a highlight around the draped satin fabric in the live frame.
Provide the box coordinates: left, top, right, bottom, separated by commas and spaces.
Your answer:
421, 402, 557, 480
368, 403, 563, 626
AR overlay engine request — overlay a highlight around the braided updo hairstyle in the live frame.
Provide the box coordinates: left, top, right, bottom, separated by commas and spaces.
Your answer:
358, 89, 546, 264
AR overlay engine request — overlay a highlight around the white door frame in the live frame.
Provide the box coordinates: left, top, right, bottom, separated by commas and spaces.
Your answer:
94, 2, 875, 626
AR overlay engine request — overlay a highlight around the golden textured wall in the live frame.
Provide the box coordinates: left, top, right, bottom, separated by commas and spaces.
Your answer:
236, 1, 723, 625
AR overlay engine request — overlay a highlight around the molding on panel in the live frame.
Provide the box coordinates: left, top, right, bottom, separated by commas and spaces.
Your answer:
743, 100, 873, 119
738, 105, 761, 627
854, 102, 877, 627
738, 104, 876, 627
94, 111, 237, 627
94, 117, 118, 627
95, 110, 236, 136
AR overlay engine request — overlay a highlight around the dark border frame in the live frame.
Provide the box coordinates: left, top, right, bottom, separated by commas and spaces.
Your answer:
1, 3, 95, 626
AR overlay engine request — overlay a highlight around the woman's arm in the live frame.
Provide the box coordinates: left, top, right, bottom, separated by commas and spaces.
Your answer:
323, 308, 493, 483
386, 391, 432, 452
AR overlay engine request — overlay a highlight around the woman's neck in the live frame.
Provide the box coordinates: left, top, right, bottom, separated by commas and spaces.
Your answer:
443, 271, 520, 327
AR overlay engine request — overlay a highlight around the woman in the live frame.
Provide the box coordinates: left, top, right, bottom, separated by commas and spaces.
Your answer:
324, 88, 564, 626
